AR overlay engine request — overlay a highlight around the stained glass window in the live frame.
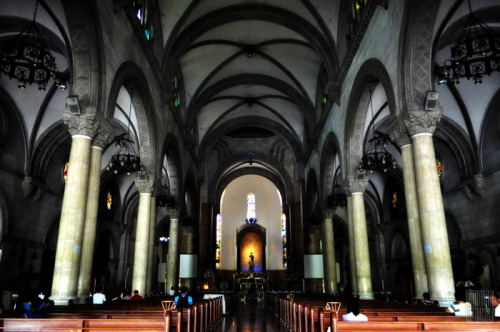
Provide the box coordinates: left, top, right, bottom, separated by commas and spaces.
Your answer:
436, 159, 443, 180
173, 73, 180, 109
348, 0, 367, 41
107, 190, 112, 210
132, 0, 153, 42
392, 191, 397, 208
278, 190, 287, 269
63, 162, 69, 183
215, 190, 225, 270
215, 213, 222, 269
246, 193, 256, 223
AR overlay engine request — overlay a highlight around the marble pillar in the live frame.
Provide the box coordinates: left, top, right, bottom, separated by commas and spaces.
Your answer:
346, 195, 358, 295
391, 124, 428, 300
166, 210, 181, 292
145, 196, 157, 296
323, 209, 337, 294
347, 178, 373, 300
405, 109, 455, 307
131, 179, 155, 296
51, 109, 100, 305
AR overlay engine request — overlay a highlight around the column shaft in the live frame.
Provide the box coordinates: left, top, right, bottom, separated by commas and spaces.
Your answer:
51, 135, 92, 305
77, 146, 103, 300
145, 197, 156, 295
347, 196, 358, 295
166, 214, 180, 291
401, 144, 428, 299
412, 133, 454, 306
131, 193, 152, 296
352, 192, 373, 300
323, 213, 337, 294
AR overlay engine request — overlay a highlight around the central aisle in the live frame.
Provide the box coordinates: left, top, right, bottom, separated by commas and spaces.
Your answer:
213, 301, 285, 332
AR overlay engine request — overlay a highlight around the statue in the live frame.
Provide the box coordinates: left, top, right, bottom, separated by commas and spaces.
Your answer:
249, 252, 254, 273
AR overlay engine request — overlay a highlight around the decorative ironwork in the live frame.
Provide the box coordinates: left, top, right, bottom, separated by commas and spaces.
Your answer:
0, 0, 66, 91
437, 0, 500, 85
359, 131, 397, 173
156, 184, 176, 209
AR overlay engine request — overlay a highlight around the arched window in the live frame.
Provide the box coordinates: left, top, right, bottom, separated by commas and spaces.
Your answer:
246, 193, 257, 223
348, 0, 367, 42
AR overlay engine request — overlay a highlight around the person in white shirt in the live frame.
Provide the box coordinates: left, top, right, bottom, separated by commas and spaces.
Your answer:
342, 297, 368, 321
92, 286, 106, 304
169, 287, 175, 296
446, 291, 471, 317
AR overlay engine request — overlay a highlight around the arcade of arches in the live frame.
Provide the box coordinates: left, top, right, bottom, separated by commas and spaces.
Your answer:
0, 0, 499, 309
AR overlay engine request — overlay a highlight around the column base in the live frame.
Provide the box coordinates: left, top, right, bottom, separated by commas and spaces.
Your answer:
51, 296, 76, 306
358, 292, 374, 300
433, 296, 455, 308
76, 295, 91, 304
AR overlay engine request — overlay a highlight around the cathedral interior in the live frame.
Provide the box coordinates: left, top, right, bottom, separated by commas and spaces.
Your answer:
0, 0, 499, 309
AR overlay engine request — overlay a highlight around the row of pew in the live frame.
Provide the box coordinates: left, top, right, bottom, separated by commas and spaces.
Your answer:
0, 295, 225, 331
271, 292, 500, 331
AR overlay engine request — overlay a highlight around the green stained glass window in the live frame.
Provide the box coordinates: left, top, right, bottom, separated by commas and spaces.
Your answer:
436, 159, 443, 180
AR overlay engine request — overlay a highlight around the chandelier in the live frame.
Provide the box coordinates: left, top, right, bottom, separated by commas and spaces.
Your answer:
437, 0, 500, 85
326, 186, 347, 209
358, 86, 396, 173
106, 89, 144, 175
0, 0, 66, 91
156, 184, 176, 209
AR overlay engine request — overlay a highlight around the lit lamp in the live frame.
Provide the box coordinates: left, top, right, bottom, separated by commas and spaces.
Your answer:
437, 0, 500, 85
0, 0, 66, 91
326, 184, 347, 209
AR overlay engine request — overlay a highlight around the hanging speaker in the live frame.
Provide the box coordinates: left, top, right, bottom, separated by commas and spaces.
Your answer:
425, 92, 439, 111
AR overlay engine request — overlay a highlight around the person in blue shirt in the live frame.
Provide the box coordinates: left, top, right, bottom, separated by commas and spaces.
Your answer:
174, 286, 193, 309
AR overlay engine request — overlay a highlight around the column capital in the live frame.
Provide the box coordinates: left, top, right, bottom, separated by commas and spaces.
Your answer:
135, 179, 155, 194
169, 210, 181, 220
390, 121, 412, 147
344, 175, 369, 195
324, 209, 335, 219
92, 120, 114, 149
63, 106, 101, 138
404, 108, 443, 137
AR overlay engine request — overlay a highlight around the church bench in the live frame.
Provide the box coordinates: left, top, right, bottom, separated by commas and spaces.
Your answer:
0, 318, 165, 331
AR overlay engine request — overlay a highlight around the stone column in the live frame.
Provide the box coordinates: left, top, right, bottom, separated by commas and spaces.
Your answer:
346, 177, 373, 300
346, 195, 357, 295
322, 209, 337, 294
405, 109, 454, 307
391, 124, 428, 300
166, 210, 181, 292
77, 126, 113, 302
51, 108, 100, 305
145, 194, 157, 296
131, 179, 155, 296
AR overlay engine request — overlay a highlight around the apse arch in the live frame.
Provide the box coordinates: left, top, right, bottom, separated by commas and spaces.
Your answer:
344, 59, 398, 176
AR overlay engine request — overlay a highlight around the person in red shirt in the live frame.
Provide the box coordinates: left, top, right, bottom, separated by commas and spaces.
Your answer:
130, 290, 143, 300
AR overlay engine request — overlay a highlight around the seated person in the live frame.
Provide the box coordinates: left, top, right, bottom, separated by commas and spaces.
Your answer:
130, 290, 144, 300
446, 291, 472, 317
92, 286, 106, 304
174, 286, 193, 309
420, 292, 435, 306
342, 297, 368, 321
490, 293, 500, 317
21, 297, 45, 318
121, 290, 132, 300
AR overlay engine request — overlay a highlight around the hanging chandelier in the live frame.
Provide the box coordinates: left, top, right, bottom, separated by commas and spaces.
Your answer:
0, 0, 66, 91
106, 89, 144, 175
156, 184, 176, 209
358, 86, 396, 173
437, 0, 500, 85
326, 184, 347, 209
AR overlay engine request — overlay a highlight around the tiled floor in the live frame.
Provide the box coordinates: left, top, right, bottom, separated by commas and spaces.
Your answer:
214, 301, 286, 332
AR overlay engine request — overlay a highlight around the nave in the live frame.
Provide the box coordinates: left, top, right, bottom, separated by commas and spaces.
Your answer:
214, 301, 283, 332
